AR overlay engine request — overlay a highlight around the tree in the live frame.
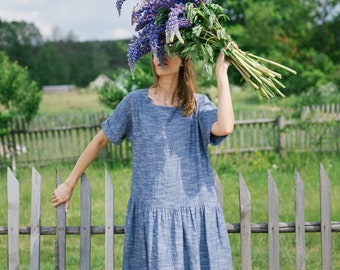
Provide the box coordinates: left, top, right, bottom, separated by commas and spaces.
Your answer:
217, 0, 339, 99
0, 20, 42, 69
0, 52, 42, 135
97, 53, 154, 110
32, 42, 69, 86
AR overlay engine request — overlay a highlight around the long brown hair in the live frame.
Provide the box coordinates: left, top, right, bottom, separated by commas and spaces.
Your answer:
151, 56, 198, 117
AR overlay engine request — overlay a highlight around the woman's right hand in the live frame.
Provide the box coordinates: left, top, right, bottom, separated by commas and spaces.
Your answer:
51, 130, 109, 212
52, 181, 74, 212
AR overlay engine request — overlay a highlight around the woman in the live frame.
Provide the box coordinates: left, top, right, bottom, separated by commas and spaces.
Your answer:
52, 51, 234, 269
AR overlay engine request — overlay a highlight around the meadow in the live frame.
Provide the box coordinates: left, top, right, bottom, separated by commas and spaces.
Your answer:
0, 89, 339, 269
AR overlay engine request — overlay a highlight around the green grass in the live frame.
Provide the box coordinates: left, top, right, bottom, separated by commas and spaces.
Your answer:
1, 152, 339, 269
38, 89, 111, 116
38, 85, 288, 116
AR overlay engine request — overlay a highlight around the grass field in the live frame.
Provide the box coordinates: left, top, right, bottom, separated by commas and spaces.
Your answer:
1, 88, 339, 269
38, 85, 287, 116
38, 89, 111, 116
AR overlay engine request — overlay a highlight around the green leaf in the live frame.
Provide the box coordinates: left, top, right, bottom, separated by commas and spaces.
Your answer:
205, 44, 214, 63
216, 28, 226, 40
164, 44, 173, 56
203, 63, 213, 79
185, 3, 197, 22
208, 12, 216, 29
192, 25, 203, 37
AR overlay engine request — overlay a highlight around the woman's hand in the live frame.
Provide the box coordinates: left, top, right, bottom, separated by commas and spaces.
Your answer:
215, 51, 232, 76
215, 41, 237, 76
52, 181, 73, 212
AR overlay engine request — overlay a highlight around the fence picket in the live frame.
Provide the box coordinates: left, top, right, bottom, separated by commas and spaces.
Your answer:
294, 169, 305, 270
239, 172, 251, 270
30, 167, 42, 270
7, 167, 20, 270
80, 174, 91, 270
55, 172, 66, 270
320, 163, 332, 270
268, 170, 280, 270
105, 170, 115, 270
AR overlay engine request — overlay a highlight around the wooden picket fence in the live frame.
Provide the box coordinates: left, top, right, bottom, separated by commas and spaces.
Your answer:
1, 164, 339, 269
1, 105, 339, 168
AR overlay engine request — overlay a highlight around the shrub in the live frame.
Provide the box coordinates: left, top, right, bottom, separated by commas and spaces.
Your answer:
0, 51, 42, 135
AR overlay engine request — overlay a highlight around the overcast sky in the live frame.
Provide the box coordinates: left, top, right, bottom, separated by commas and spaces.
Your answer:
0, 0, 136, 41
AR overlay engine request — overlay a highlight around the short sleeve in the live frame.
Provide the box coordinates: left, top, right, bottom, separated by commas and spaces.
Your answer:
197, 94, 227, 146
102, 93, 132, 145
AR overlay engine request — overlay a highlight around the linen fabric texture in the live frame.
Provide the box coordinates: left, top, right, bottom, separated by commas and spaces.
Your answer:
102, 89, 233, 270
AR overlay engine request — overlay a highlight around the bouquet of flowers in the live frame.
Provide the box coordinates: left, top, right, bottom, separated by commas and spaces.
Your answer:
116, 0, 297, 99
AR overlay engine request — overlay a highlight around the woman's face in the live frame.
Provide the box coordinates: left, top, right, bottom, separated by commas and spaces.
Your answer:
152, 53, 182, 76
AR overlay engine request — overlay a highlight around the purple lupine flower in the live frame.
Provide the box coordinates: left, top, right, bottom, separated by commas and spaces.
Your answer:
121, 0, 212, 72
116, 0, 126, 16
127, 34, 150, 72
166, 3, 186, 44
127, 22, 165, 73
150, 24, 167, 63
132, 2, 159, 31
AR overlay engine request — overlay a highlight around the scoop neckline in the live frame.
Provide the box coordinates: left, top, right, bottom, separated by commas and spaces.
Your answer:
145, 88, 179, 109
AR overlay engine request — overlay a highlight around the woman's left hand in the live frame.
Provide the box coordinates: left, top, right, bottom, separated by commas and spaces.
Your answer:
215, 52, 231, 76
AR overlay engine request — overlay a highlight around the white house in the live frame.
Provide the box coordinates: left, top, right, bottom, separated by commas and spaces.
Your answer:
89, 74, 114, 90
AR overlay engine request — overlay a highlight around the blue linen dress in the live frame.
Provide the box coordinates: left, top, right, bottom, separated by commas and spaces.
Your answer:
102, 89, 233, 270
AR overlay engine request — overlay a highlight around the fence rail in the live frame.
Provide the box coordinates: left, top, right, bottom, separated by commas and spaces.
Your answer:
1, 105, 339, 168
1, 164, 339, 269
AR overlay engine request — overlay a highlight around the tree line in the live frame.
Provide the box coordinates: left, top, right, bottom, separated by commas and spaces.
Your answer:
0, 20, 130, 88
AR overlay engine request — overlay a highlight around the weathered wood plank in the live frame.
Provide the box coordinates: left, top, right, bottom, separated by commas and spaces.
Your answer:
295, 169, 305, 270
239, 172, 251, 270
239, 112, 244, 149
320, 163, 332, 270
55, 172, 66, 270
80, 174, 91, 270
1, 221, 340, 236
105, 170, 115, 270
7, 167, 20, 270
213, 169, 224, 210
277, 116, 285, 151
268, 170, 280, 270
30, 167, 42, 270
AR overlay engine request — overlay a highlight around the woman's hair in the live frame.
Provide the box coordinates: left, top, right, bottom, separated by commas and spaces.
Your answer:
151, 56, 198, 117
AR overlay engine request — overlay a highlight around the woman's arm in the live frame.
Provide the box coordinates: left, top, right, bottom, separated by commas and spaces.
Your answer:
211, 52, 235, 136
51, 129, 109, 211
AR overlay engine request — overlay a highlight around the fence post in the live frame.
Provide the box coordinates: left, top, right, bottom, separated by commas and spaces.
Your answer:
55, 172, 66, 270
7, 167, 20, 270
80, 174, 91, 270
105, 170, 115, 270
268, 170, 280, 270
295, 169, 305, 270
320, 163, 332, 270
277, 116, 286, 153
213, 169, 224, 210
30, 167, 42, 270
239, 172, 251, 270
